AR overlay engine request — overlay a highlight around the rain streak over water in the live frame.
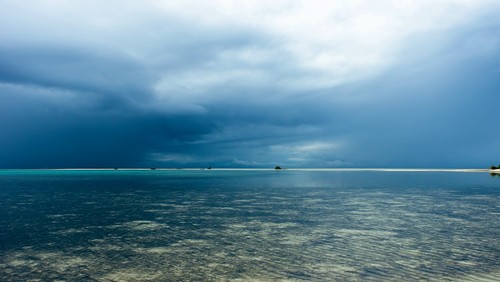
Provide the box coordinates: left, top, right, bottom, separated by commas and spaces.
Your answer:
0, 169, 499, 281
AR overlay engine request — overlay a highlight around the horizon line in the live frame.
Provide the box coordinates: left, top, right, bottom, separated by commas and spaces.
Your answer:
0, 168, 492, 172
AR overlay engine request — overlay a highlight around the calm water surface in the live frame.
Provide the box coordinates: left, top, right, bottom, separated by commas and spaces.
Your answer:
0, 169, 499, 281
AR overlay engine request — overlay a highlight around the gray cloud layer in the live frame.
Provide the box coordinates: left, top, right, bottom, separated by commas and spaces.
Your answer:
1, 1, 500, 168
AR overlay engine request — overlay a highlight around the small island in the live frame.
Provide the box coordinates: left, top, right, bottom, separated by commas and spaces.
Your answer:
490, 164, 500, 176
275, 166, 282, 170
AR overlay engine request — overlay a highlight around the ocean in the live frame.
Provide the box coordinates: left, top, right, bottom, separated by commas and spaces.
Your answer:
0, 169, 499, 281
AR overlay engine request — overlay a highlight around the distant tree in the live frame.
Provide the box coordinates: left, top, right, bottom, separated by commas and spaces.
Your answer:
275, 166, 282, 170
491, 165, 498, 170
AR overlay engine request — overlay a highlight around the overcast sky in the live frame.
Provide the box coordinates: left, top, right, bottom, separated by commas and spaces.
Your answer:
1, 0, 499, 168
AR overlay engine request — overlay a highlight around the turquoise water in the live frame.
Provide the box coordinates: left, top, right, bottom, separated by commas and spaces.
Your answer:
0, 169, 499, 281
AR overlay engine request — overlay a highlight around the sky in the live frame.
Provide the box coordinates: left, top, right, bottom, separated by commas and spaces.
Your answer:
1, 0, 499, 168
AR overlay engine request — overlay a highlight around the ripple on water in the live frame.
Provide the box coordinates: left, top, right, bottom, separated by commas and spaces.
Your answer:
0, 171, 499, 281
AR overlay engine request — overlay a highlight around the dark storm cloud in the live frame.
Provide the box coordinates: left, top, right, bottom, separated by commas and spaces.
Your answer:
0, 83, 217, 168
332, 54, 500, 168
0, 47, 152, 114
1, 1, 500, 168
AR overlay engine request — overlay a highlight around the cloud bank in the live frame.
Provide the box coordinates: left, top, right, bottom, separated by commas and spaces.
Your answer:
1, 0, 499, 168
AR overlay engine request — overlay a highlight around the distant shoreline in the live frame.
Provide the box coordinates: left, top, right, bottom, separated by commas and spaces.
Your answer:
0, 168, 491, 172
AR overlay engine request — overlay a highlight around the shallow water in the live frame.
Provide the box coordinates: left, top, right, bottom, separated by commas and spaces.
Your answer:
0, 169, 499, 281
